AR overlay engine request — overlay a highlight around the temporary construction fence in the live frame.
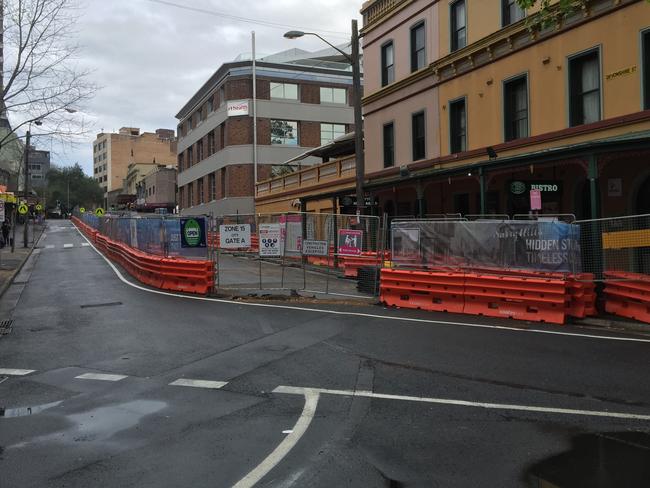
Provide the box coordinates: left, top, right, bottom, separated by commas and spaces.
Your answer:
212, 212, 383, 297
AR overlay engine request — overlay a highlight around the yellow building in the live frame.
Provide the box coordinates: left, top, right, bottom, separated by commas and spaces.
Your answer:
360, 0, 650, 219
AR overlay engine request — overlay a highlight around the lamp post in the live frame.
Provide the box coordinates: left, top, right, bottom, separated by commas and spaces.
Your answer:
23, 120, 43, 247
284, 20, 365, 215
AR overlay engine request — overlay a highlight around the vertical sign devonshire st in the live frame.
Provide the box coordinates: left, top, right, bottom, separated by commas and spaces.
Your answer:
180, 217, 207, 248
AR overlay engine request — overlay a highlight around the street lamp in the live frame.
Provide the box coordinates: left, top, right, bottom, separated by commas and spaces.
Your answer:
284, 20, 365, 215
22, 119, 43, 248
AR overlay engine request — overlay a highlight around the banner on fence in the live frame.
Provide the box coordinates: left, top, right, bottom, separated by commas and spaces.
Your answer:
280, 215, 302, 253
302, 239, 328, 256
259, 223, 282, 257
180, 217, 207, 248
338, 229, 363, 256
219, 224, 251, 249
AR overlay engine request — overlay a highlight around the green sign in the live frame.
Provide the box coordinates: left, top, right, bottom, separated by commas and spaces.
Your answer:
180, 217, 206, 248
79, 207, 85, 213
18, 203, 28, 215
95, 207, 105, 217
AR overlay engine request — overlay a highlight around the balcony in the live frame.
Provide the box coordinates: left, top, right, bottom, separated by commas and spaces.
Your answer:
255, 155, 356, 198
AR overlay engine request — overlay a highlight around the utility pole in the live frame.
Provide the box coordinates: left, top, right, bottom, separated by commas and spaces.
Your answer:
351, 19, 365, 216
23, 130, 30, 247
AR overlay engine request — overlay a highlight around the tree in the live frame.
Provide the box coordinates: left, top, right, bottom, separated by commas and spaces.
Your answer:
44, 164, 103, 212
0, 0, 96, 148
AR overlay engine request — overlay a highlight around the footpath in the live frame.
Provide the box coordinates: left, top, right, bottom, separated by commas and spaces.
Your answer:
0, 222, 45, 298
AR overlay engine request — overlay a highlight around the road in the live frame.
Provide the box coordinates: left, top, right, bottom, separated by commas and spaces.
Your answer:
1, 219, 649, 487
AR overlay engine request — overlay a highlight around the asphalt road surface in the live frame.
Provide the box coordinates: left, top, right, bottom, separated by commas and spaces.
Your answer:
1, 219, 649, 487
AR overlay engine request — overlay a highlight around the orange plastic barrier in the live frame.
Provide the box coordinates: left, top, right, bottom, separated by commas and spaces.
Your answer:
73, 217, 214, 295
342, 251, 390, 277
604, 271, 650, 324
380, 268, 465, 313
566, 274, 597, 319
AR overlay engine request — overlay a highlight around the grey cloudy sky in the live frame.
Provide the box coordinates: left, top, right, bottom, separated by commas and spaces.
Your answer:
50, 0, 360, 174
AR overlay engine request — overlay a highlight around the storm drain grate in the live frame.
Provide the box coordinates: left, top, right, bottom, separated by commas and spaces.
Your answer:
0, 320, 13, 335
80, 302, 123, 309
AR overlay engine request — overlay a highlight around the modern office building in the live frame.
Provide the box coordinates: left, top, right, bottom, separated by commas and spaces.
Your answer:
360, 0, 650, 219
27, 146, 50, 189
93, 127, 177, 208
175, 47, 358, 216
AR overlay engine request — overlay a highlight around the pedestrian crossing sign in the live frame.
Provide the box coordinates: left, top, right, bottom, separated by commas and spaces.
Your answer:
95, 207, 105, 217
18, 203, 28, 215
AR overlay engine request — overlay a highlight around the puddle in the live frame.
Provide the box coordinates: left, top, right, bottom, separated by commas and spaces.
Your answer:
527, 432, 650, 487
8, 400, 167, 449
1, 401, 63, 418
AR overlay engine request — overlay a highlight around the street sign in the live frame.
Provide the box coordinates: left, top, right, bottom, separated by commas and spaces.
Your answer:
259, 223, 282, 257
95, 207, 105, 217
18, 203, 28, 215
219, 224, 251, 249
35, 204, 43, 212
338, 229, 363, 256
302, 239, 328, 257
79, 207, 86, 213
180, 217, 207, 248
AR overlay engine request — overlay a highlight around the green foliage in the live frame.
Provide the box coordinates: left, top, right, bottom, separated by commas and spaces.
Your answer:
44, 164, 103, 211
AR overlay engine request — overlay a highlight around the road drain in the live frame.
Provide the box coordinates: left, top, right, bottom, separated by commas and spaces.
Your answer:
80, 302, 123, 309
0, 320, 13, 335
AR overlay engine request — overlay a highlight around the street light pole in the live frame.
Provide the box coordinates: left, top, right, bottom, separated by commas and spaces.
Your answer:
284, 21, 365, 215
23, 129, 30, 248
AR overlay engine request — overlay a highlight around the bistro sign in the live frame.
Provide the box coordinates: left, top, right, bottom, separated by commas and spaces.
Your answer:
510, 181, 562, 195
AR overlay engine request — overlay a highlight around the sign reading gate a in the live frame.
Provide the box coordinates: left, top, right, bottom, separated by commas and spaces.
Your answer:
180, 217, 207, 248
219, 224, 251, 249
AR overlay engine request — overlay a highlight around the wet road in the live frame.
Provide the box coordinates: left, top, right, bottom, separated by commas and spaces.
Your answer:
1, 219, 649, 487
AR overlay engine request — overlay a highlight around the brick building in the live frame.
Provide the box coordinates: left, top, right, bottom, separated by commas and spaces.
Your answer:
175, 47, 358, 216
93, 127, 177, 208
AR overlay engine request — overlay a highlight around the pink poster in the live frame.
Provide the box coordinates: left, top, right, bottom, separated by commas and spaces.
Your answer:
530, 189, 542, 211
338, 229, 363, 256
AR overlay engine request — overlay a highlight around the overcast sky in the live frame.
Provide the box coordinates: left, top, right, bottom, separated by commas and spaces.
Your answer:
44, 0, 360, 175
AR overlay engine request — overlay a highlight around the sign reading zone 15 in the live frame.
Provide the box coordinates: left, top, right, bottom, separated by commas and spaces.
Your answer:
180, 217, 207, 248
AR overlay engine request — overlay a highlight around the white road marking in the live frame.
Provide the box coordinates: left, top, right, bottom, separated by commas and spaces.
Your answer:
233, 390, 320, 488
274, 385, 650, 421
45, 245, 54, 249
0, 368, 35, 376
74, 224, 650, 345
81, 243, 90, 247
282, 430, 293, 434
75, 373, 127, 382
169, 378, 227, 389
63, 243, 74, 248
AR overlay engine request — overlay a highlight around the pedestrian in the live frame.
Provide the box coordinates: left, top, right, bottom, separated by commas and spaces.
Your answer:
2, 219, 10, 248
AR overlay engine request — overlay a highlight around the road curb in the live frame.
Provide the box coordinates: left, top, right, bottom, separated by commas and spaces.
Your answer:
0, 224, 46, 299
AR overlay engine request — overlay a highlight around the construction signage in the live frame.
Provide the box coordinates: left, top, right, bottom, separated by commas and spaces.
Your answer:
259, 223, 282, 257
338, 229, 363, 256
302, 239, 328, 257
219, 224, 251, 249
180, 217, 207, 248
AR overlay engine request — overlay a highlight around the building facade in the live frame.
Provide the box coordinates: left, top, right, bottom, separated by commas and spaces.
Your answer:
92, 127, 177, 208
176, 48, 357, 216
135, 166, 177, 213
359, 0, 650, 220
27, 146, 50, 189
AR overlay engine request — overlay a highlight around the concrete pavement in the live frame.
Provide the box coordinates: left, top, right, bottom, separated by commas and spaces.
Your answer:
1, 219, 649, 487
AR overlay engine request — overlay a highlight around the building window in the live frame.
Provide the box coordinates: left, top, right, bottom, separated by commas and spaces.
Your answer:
208, 130, 216, 155
320, 87, 347, 104
412, 112, 426, 161
449, 98, 467, 154
178, 153, 184, 172
641, 31, 650, 110
569, 49, 601, 127
219, 123, 225, 149
271, 120, 298, 145
179, 187, 184, 208
208, 97, 214, 113
197, 178, 204, 204
320, 123, 346, 146
450, 0, 466, 52
411, 22, 426, 72
219, 86, 225, 106
209, 173, 216, 201
504, 75, 528, 141
502, 0, 524, 26
31, 174, 42, 179
383, 123, 395, 168
381, 42, 395, 86
220, 168, 226, 198
196, 139, 204, 161
187, 183, 194, 206
270, 82, 298, 100
187, 146, 193, 166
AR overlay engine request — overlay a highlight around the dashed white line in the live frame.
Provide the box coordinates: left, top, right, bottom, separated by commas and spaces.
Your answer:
73, 223, 650, 345
274, 385, 650, 421
169, 378, 227, 389
45, 244, 54, 249
233, 389, 320, 488
0, 368, 35, 376
63, 243, 74, 248
75, 373, 127, 382
81, 243, 90, 247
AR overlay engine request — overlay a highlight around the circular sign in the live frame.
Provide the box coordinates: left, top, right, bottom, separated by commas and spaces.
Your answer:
95, 207, 105, 217
35, 203, 43, 212
18, 203, 28, 215
510, 181, 527, 195
79, 207, 86, 213
183, 218, 201, 247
